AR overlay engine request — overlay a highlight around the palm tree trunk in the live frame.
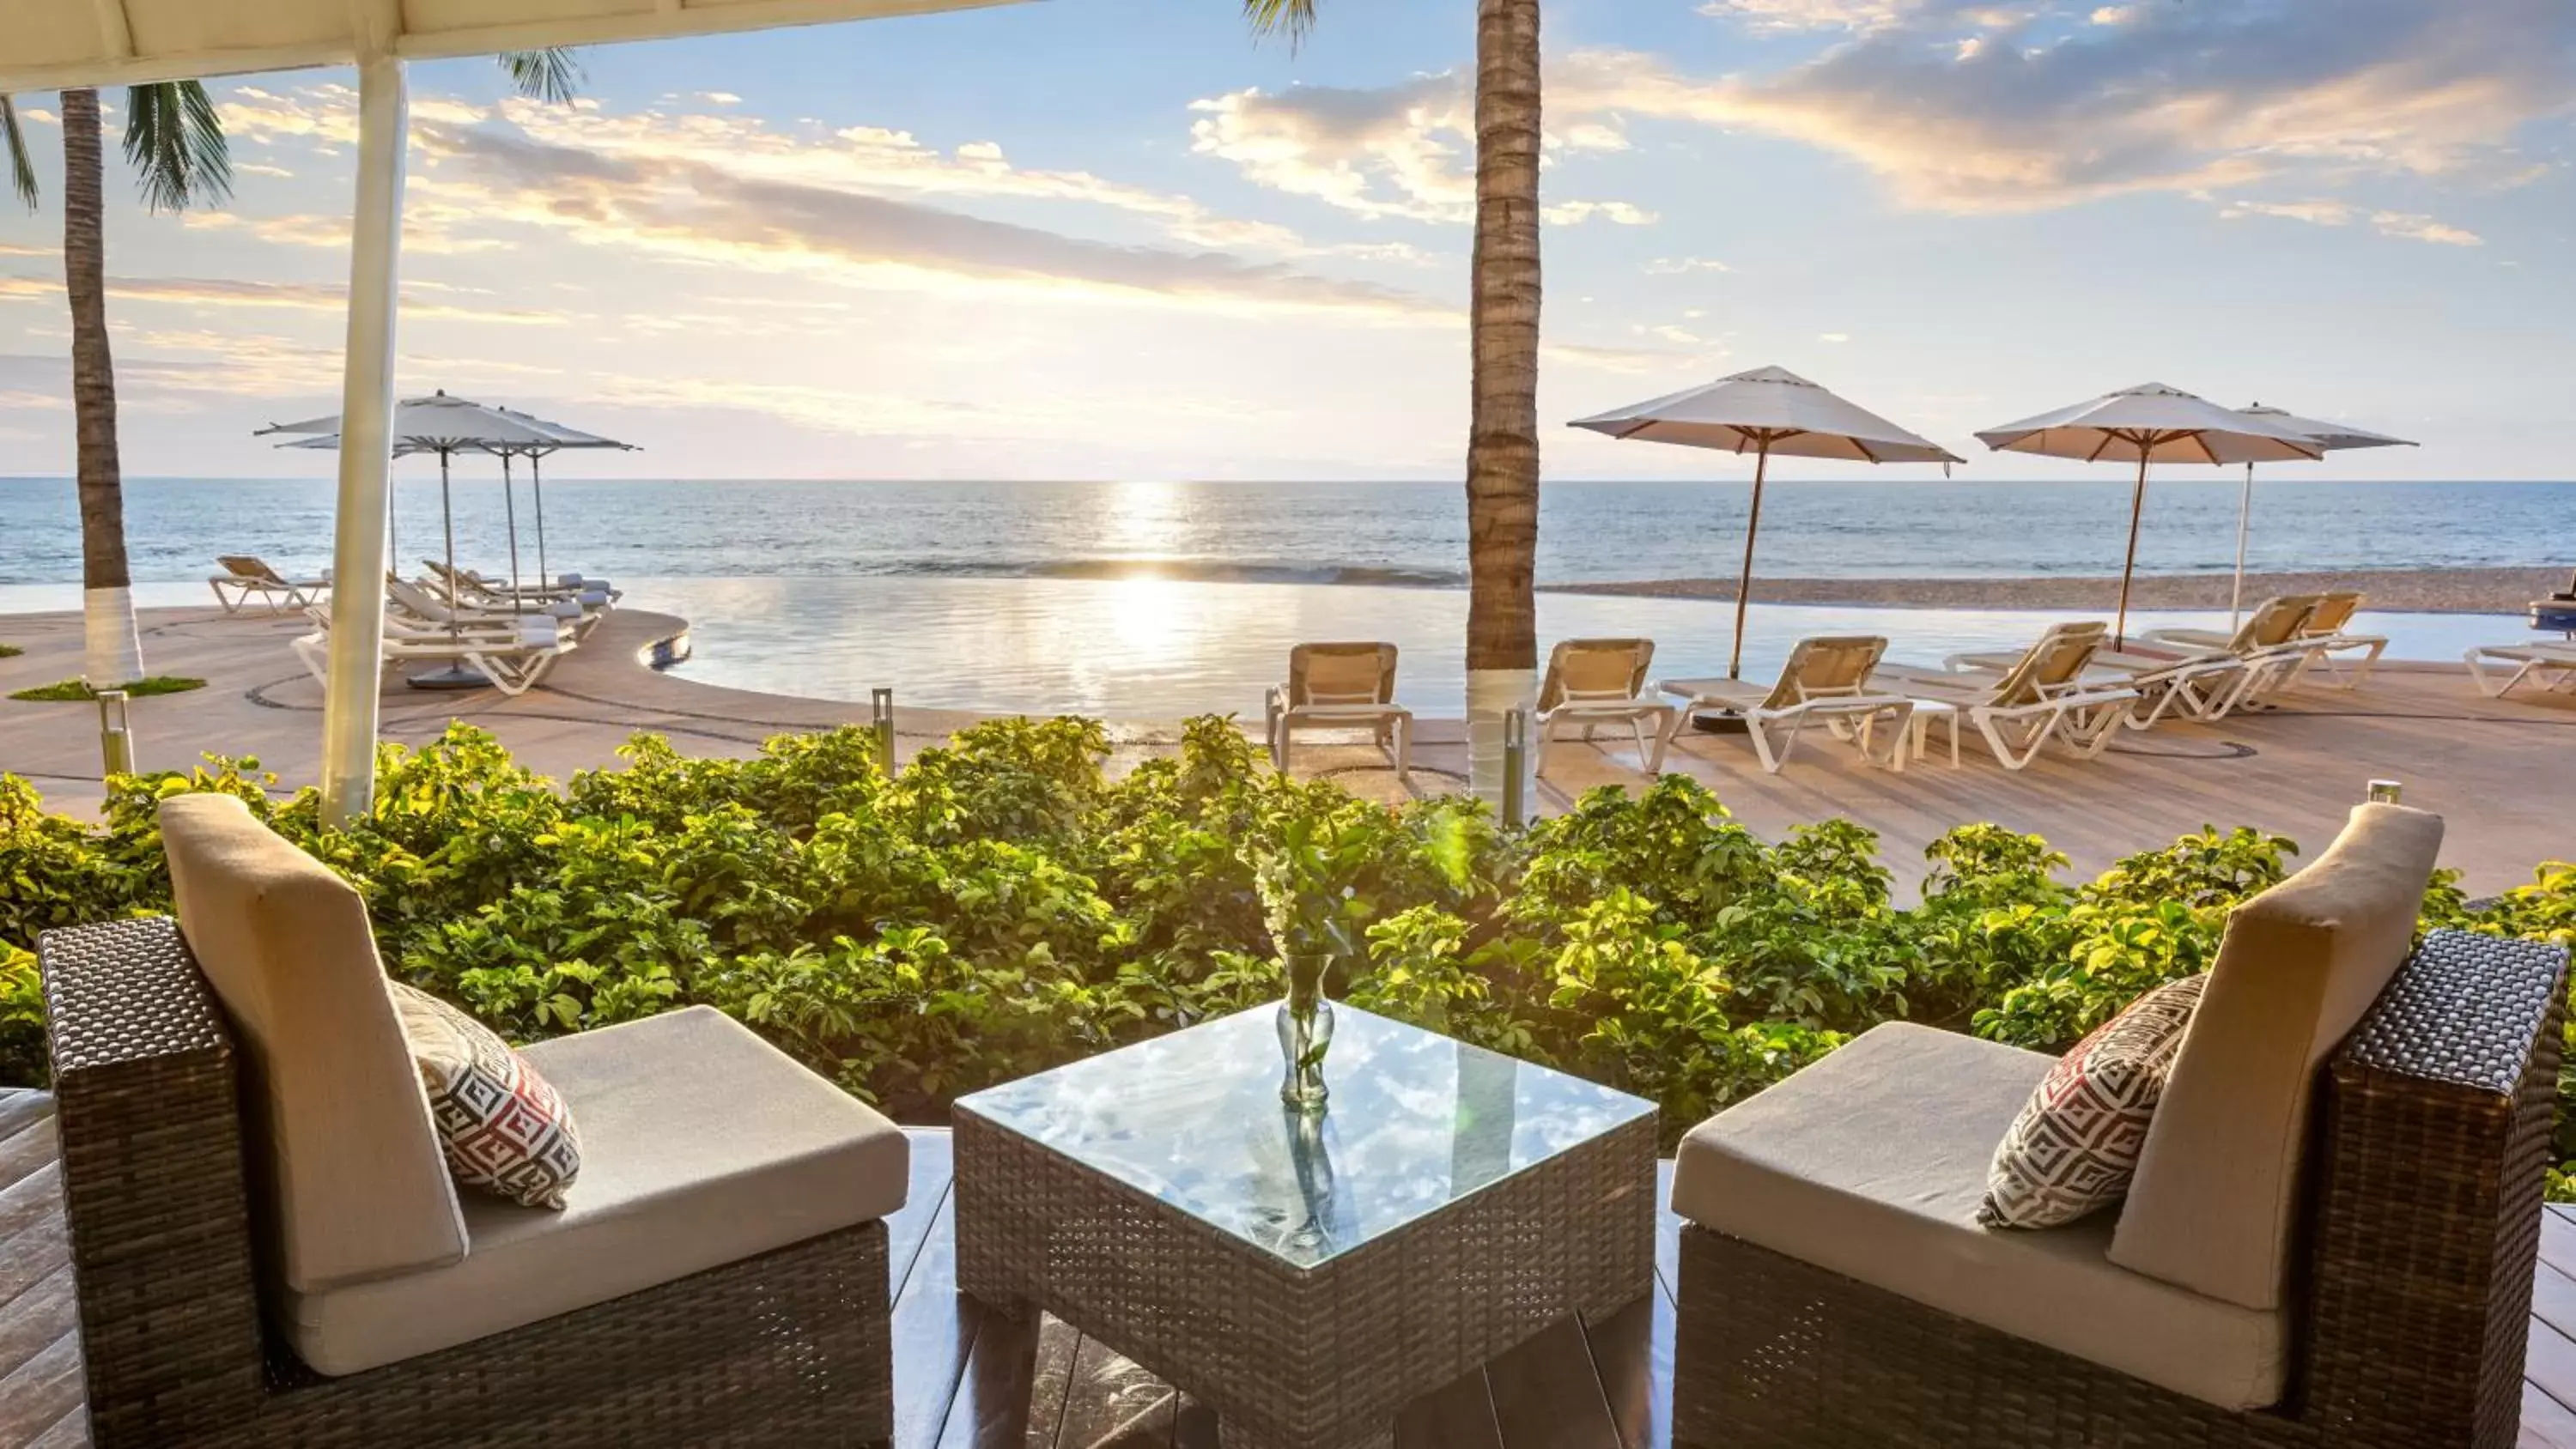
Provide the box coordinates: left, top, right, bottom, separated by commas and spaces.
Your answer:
1462, 0, 1544, 812
62, 88, 143, 687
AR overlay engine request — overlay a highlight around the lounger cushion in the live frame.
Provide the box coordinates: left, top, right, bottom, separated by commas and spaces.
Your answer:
160, 795, 468, 1295
1673, 1022, 2286, 1410
2110, 803, 2443, 1311
281, 1005, 908, 1376
389, 982, 584, 1210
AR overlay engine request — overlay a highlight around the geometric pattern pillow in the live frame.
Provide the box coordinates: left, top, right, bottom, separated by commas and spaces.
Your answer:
387, 981, 583, 1210
1978, 973, 2207, 1230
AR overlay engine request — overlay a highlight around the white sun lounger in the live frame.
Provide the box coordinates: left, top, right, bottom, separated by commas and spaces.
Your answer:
209, 555, 328, 615
1537, 638, 1680, 775
2464, 641, 2576, 698
293, 612, 574, 697
425, 559, 617, 609
1265, 642, 1412, 781
1657, 635, 1915, 773
390, 577, 602, 641
1874, 621, 2139, 770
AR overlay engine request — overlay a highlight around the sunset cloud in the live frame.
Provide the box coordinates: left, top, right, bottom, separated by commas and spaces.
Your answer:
0, 275, 565, 324
1188, 77, 1661, 227
1558, 0, 2576, 213
421, 128, 1455, 324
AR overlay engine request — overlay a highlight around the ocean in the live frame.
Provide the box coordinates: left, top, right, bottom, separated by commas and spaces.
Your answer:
1, 476, 2569, 591
1, 476, 2564, 717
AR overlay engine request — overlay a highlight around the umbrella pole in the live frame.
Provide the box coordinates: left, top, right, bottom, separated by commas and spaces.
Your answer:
2231, 463, 2254, 630
1729, 437, 1771, 679
440, 449, 459, 646
501, 453, 525, 620
2116, 451, 2149, 647
532, 452, 548, 584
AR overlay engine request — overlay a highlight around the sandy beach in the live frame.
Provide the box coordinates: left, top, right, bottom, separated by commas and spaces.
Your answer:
1548, 566, 2564, 615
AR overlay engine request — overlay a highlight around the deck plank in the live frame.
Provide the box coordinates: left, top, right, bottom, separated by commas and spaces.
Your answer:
6, 1111, 2576, 1446
889, 1186, 981, 1449
1050, 1334, 1176, 1449
1485, 1315, 1622, 1449
1394, 1367, 1504, 1449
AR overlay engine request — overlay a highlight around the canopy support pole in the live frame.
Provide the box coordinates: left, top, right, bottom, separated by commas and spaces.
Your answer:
2115, 449, 2149, 648
317, 51, 409, 828
1728, 435, 1771, 679
2231, 462, 2254, 631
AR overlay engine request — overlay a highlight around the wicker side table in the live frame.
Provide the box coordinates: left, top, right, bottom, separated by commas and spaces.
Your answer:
954, 1003, 1657, 1449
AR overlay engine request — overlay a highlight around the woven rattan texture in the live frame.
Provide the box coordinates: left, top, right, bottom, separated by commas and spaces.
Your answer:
1674, 931, 2569, 1449
40, 917, 896, 1448
955, 1106, 1656, 1449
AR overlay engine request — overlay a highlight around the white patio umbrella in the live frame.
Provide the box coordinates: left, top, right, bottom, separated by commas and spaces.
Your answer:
1571, 365, 1965, 676
259, 392, 567, 686
1976, 383, 2325, 645
2227, 405, 2416, 627
489, 406, 638, 585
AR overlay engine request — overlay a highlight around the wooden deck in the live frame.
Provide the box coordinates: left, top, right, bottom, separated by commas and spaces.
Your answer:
3, 603, 2572, 895
0, 1097, 2573, 1446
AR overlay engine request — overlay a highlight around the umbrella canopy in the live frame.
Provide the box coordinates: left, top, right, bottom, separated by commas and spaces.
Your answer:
258, 390, 568, 451
1977, 383, 2326, 643
1571, 366, 1964, 676
2224, 404, 2417, 626
1571, 364, 1965, 464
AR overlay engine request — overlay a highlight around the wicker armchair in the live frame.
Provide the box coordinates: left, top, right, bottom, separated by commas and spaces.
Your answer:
42, 816, 901, 1449
1673, 809, 2568, 1448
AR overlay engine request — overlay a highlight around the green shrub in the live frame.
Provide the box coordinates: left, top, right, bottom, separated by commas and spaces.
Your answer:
1, 718, 2571, 1191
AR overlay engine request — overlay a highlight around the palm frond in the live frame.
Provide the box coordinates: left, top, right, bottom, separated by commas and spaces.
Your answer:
122, 81, 232, 212
0, 96, 35, 209
500, 50, 585, 106
1242, 0, 1320, 46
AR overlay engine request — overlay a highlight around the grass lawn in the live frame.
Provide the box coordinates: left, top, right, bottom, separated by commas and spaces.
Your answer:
0, 645, 20, 658
9, 676, 207, 702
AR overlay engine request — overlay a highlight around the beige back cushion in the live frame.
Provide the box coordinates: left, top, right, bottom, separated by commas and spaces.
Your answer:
1291, 642, 1397, 704
1761, 636, 1884, 711
2108, 803, 2443, 1309
161, 794, 466, 1293
1540, 639, 1652, 709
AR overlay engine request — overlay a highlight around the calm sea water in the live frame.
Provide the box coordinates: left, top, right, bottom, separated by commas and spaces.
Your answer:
1, 476, 2569, 589
3, 476, 2561, 716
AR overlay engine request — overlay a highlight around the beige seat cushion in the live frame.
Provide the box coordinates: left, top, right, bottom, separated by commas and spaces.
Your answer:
2111, 803, 2443, 1310
1672, 1023, 2286, 1410
282, 1006, 909, 1376
160, 794, 466, 1294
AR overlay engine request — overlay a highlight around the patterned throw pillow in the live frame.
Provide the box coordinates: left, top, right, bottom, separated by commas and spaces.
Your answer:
1978, 974, 2207, 1229
389, 981, 583, 1210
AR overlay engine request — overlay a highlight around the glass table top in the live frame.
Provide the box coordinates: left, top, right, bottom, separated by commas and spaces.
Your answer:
954, 1003, 1656, 1270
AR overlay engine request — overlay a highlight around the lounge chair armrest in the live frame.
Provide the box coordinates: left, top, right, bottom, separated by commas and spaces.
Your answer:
2301, 929, 2569, 1439
37, 917, 267, 1440
1941, 650, 2014, 672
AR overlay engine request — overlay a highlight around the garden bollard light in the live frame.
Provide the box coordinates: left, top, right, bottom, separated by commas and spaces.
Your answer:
1502, 706, 1530, 828
872, 688, 896, 774
96, 688, 134, 778
2368, 779, 2403, 804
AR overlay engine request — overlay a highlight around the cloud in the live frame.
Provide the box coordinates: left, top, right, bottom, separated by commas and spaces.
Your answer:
0, 274, 565, 324
1543, 200, 1660, 226
1819, 331, 1852, 343
421, 128, 1453, 324
1644, 256, 1735, 275
2218, 197, 2486, 245
1697, 0, 1934, 33
1559, 1, 2576, 213
1188, 77, 1660, 227
1541, 342, 1726, 374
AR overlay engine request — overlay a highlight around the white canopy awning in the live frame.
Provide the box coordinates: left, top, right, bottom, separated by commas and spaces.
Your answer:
0, 0, 1018, 92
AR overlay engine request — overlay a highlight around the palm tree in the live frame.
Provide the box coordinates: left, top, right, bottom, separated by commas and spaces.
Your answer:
1245, 0, 1543, 809
3, 54, 584, 688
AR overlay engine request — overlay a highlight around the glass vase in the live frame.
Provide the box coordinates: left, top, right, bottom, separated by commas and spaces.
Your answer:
1275, 954, 1336, 1113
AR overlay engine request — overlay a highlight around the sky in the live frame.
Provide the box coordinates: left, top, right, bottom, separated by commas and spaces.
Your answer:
0, 0, 2569, 482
